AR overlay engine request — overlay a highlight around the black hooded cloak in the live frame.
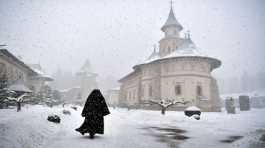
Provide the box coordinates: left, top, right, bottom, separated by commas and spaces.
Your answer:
76, 89, 110, 135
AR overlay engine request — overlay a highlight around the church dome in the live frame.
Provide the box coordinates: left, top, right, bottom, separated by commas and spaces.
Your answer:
161, 7, 183, 32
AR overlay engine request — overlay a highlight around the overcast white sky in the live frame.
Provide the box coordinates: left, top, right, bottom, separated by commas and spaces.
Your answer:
0, 0, 265, 79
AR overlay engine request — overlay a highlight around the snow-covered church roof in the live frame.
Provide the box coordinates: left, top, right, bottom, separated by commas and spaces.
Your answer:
144, 47, 160, 63
140, 38, 208, 64
29, 64, 53, 81
135, 37, 221, 71
164, 38, 207, 58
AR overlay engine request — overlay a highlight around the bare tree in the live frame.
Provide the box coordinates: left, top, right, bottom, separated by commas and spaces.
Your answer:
148, 98, 189, 115
7, 93, 29, 112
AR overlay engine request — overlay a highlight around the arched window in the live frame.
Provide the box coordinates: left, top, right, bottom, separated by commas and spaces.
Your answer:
133, 89, 136, 99
167, 47, 171, 53
174, 30, 177, 35
197, 85, 203, 96
141, 86, 145, 97
175, 85, 181, 95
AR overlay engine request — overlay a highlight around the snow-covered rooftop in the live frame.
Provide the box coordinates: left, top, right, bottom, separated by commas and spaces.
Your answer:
8, 81, 32, 93
144, 49, 160, 64
137, 38, 218, 66
164, 38, 207, 58
29, 64, 53, 81
185, 106, 201, 111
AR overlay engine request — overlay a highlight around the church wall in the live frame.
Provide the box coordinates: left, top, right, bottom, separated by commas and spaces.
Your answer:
158, 58, 219, 111
119, 57, 221, 111
160, 75, 211, 103
140, 63, 161, 102
119, 72, 141, 106
160, 58, 211, 77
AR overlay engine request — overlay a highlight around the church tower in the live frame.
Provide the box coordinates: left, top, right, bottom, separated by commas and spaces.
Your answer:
76, 59, 98, 102
159, 2, 184, 57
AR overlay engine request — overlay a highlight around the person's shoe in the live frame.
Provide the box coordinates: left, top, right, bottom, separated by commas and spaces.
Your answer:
89, 133, 95, 139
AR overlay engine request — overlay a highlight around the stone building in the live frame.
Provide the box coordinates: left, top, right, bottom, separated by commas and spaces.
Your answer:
0, 49, 53, 93
118, 5, 221, 111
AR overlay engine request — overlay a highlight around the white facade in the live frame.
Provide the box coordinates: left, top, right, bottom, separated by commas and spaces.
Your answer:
119, 6, 221, 111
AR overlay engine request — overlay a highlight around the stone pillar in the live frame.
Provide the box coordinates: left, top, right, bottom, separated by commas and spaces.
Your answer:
225, 98, 236, 114
239, 95, 250, 111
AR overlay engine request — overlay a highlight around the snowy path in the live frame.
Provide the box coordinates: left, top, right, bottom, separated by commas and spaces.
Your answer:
43, 109, 166, 148
1, 106, 265, 148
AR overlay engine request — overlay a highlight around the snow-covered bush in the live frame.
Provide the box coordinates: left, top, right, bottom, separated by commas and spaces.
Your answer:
47, 115, 61, 123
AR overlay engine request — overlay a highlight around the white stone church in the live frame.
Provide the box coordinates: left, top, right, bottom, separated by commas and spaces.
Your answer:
119, 5, 222, 111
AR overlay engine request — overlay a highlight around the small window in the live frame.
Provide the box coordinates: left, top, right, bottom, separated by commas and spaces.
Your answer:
175, 85, 181, 95
127, 91, 131, 100
197, 85, 203, 96
149, 85, 152, 97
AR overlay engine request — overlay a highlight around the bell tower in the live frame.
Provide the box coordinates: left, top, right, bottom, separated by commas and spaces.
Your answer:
159, 1, 184, 57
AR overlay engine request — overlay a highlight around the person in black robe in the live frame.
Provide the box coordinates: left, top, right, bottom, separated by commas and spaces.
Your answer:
75, 89, 110, 138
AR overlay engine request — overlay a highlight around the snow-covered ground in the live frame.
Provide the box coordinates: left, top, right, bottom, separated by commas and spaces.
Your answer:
0, 105, 265, 148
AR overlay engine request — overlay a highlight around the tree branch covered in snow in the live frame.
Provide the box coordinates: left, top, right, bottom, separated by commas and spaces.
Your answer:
147, 98, 189, 115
